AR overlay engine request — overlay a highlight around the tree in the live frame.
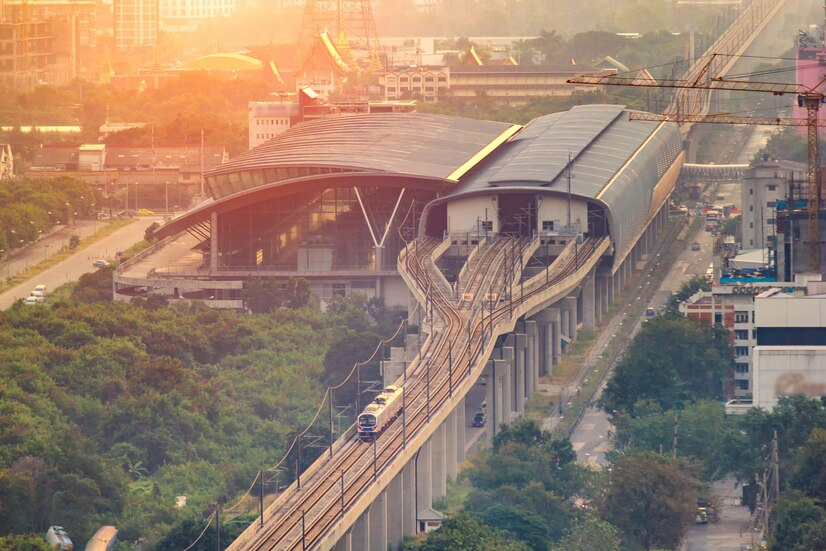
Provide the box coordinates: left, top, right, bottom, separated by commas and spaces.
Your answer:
611, 400, 735, 479
601, 316, 729, 415
791, 427, 826, 500
665, 275, 710, 313
770, 491, 826, 551
602, 452, 702, 551
402, 512, 530, 551
550, 515, 621, 551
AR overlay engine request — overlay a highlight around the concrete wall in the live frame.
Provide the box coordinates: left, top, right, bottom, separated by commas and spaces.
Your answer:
536, 194, 588, 233
447, 195, 499, 234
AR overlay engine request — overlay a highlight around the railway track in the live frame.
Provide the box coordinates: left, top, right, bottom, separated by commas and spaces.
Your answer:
235, 233, 606, 550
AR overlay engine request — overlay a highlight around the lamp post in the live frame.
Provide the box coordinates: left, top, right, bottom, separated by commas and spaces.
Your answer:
44, 243, 49, 261
164, 180, 170, 214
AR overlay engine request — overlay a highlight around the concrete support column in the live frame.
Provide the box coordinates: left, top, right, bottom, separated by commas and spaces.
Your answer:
431, 423, 447, 500
352, 509, 370, 550
333, 531, 352, 551
563, 297, 578, 342
402, 461, 416, 537
446, 409, 458, 480
374, 245, 383, 272
417, 440, 432, 518
496, 355, 512, 425
455, 397, 466, 464
485, 360, 495, 442
524, 320, 537, 395
210, 211, 219, 271
368, 491, 387, 551
387, 473, 404, 548
605, 273, 615, 308
513, 334, 526, 414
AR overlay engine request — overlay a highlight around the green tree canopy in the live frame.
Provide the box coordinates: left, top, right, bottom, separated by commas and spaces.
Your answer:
601, 452, 703, 551
601, 316, 729, 415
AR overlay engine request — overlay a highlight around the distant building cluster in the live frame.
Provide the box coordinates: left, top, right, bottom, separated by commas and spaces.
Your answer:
24, 143, 228, 211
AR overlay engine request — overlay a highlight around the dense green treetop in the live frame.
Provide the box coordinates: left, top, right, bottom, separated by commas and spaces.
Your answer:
0, 294, 385, 547
601, 315, 729, 415
601, 452, 703, 551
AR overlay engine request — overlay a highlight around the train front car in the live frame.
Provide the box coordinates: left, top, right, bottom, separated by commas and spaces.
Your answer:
357, 386, 404, 440
358, 405, 380, 440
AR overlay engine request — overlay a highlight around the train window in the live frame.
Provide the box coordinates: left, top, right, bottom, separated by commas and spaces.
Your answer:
359, 415, 376, 426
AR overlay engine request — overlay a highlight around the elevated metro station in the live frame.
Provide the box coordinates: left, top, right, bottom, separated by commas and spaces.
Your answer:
116, 103, 685, 550
116, 104, 684, 316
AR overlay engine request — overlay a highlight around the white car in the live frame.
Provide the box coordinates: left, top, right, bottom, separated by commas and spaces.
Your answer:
34, 284, 46, 293
30, 290, 45, 302
24, 296, 39, 305
93, 259, 110, 268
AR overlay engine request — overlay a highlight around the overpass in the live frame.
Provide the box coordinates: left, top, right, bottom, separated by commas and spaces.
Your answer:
680, 163, 749, 182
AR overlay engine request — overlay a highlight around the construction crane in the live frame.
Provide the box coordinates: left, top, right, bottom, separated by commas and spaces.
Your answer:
568, 54, 826, 274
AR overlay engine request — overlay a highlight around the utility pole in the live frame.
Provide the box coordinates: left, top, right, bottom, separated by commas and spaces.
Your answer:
672, 411, 679, 459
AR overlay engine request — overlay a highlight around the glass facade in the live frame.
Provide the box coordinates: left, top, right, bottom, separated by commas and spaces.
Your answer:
217, 185, 434, 271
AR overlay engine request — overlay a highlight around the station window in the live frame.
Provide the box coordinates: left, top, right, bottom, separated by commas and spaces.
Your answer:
735, 311, 749, 323
735, 363, 749, 374
542, 220, 555, 231
735, 346, 749, 357
735, 329, 748, 340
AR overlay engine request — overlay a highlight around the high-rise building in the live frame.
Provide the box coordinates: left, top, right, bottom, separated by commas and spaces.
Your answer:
114, 0, 158, 51
159, 0, 238, 29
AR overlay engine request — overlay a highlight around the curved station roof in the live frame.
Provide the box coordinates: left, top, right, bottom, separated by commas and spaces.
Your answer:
157, 106, 682, 258
441, 104, 683, 263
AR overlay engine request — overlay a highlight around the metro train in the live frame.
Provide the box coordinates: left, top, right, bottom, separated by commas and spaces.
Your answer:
357, 385, 403, 440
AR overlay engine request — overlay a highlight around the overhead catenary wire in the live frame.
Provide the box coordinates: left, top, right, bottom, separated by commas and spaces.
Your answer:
181, 512, 216, 551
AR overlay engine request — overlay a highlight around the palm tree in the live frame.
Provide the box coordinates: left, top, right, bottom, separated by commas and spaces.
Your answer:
535, 29, 565, 64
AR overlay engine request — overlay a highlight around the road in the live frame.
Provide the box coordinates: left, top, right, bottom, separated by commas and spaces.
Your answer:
683, 479, 755, 551
0, 218, 151, 309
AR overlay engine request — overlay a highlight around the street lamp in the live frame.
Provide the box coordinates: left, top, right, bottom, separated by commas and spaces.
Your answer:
164, 180, 170, 214
44, 243, 49, 261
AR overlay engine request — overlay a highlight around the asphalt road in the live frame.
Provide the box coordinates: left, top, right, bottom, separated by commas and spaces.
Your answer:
0, 218, 151, 309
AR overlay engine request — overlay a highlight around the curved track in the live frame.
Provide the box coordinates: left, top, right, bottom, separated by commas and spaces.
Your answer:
233, 233, 606, 550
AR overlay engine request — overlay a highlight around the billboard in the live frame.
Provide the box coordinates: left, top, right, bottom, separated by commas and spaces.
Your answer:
753, 347, 826, 410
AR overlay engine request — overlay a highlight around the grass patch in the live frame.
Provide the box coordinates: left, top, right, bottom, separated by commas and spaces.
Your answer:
434, 476, 474, 516
0, 219, 136, 294
121, 238, 153, 258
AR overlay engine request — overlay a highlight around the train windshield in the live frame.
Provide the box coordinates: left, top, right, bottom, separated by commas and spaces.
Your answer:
359, 414, 377, 427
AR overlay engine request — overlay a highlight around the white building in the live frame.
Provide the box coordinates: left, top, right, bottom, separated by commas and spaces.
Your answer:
114, 0, 159, 50
159, 0, 237, 28
752, 282, 826, 410
741, 159, 804, 250
679, 282, 816, 397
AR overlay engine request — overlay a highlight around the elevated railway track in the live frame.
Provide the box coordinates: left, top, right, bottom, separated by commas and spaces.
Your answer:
230, 233, 608, 550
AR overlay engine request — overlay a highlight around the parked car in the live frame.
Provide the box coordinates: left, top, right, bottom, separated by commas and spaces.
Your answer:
472, 412, 486, 427
137, 208, 154, 215
30, 290, 45, 303
93, 259, 110, 268
645, 307, 656, 318
23, 296, 39, 305
691, 242, 701, 251
34, 284, 46, 293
